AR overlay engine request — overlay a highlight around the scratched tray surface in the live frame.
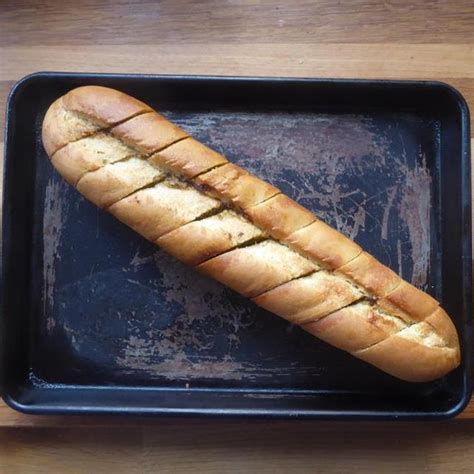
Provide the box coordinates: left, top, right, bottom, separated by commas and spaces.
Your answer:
36, 112, 437, 389
2, 75, 470, 417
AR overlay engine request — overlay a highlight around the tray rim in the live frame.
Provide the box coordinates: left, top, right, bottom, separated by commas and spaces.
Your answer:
2, 72, 472, 420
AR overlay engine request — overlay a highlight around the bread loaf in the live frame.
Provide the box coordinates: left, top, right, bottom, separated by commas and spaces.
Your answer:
42, 86, 461, 382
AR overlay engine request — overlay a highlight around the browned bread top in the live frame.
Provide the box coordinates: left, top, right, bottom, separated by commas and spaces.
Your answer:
42, 86, 461, 382
42, 86, 153, 156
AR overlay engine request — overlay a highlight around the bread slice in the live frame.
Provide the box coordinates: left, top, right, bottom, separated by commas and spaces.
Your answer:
157, 210, 263, 265
76, 157, 165, 208
303, 301, 405, 352
353, 323, 460, 382
42, 86, 152, 155
245, 193, 317, 239
110, 112, 188, 155
336, 252, 401, 297
198, 240, 317, 298
195, 163, 280, 209
287, 219, 362, 269
51, 133, 136, 185
109, 177, 221, 241
253, 271, 364, 324
150, 138, 228, 179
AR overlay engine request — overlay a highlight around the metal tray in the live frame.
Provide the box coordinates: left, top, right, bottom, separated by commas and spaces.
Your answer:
1, 73, 471, 419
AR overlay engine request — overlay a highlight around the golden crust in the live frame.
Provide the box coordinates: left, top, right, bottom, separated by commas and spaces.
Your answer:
109, 179, 221, 241
42, 97, 102, 156
76, 158, 165, 208
377, 281, 439, 323
150, 138, 228, 179
42, 86, 152, 156
353, 330, 460, 382
62, 86, 152, 125
303, 301, 405, 352
198, 240, 317, 298
157, 210, 263, 265
286, 220, 362, 269
245, 194, 316, 240
195, 163, 280, 210
336, 252, 401, 297
425, 307, 460, 350
110, 112, 188, 155
51, 133, 136, 185
253, 271, 362, 324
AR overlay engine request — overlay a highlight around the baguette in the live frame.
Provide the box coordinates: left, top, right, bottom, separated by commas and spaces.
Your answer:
42, 86, 461, 382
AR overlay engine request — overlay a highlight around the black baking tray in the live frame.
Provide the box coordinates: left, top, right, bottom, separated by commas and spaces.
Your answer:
1, 73, 471, 419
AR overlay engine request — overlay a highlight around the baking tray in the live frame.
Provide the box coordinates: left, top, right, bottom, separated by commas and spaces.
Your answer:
1, 73, 471, 419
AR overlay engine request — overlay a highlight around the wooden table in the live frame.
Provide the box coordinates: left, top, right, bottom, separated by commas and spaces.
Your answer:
1, 1, 474, 471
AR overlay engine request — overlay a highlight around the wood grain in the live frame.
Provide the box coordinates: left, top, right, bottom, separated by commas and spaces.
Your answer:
2, 421, 474, 473
1, 2, 474, 470
2, 0, 474, 45
1, 43, 474, 140
2, 44, 474, 81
